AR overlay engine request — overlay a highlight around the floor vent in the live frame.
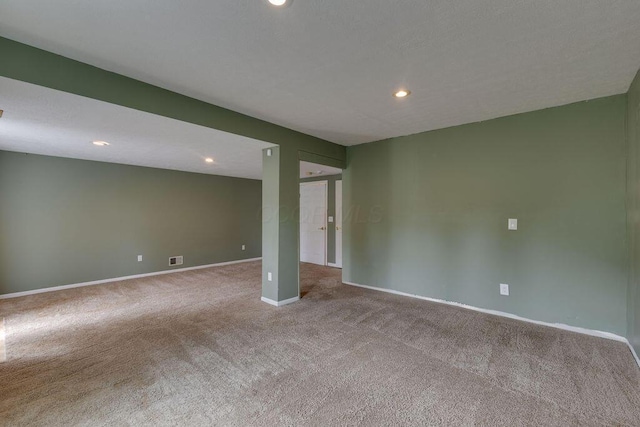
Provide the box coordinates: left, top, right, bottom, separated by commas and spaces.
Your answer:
169, 256, 184, 266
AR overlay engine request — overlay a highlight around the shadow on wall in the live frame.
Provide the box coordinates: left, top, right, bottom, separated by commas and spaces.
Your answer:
0, 152, 263, 295
344, 141, 391, 288
343, 95, 628, 335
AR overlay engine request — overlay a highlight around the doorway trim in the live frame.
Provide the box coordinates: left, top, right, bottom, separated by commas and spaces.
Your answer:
299, 180, 328, 267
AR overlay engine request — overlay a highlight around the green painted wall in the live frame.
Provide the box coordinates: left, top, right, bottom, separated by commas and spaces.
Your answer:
300, 174, 342, 265
628, 70, 640, 353
0, 37, 346, 303
265, 149, 347, 302
261, 147, 281, 301
0, 151, 262, 295
344, 95, 628, 335
0, 37, 342, 158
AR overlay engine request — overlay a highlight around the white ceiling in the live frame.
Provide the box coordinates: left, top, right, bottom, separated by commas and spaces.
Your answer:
0, 77, 273, 180
300, 161, 342, 179
1, 1, 640, 145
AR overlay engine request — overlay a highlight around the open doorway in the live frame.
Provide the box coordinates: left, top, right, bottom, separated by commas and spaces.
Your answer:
299, 161, 343, 268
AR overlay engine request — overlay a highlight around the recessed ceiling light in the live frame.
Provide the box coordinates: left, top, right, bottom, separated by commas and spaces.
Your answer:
92, 141, 109, 146
394, 90, 411, 98
267, 0, 288, 6
205, 158, 214, 163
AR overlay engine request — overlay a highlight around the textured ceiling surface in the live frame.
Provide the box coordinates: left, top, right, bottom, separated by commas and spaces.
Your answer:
1, 1, 640, 145
0, 77, 272, 179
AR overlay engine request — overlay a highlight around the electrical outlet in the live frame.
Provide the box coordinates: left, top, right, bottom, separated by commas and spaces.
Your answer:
242, 244, 246, 251
137, 255, 143, 262
268, 272, 272, 282
500, 283, 509, 296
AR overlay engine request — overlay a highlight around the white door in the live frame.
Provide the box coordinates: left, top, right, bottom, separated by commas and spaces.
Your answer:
300, 181, 327, 265
335, 180, 342, 268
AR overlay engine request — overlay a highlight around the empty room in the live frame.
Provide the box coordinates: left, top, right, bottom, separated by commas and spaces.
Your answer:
1, 1, 640, 425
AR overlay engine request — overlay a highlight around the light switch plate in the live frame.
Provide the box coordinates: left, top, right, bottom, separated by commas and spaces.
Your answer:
508, 218, 518, 230
268, 272, 272, 282
500, 283, 509, 296
328, 216, 334, 223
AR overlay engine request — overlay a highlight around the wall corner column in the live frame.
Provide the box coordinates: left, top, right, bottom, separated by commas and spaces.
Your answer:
261, 146, 300, 305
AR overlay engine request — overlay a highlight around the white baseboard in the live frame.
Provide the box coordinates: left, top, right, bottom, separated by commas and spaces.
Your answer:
343, 280, 640, 368
629, 342, 640, 368
0, 257, 262, 300
327, 263, 342, 268
261, 296, 300, 307
0, 317, 6, 363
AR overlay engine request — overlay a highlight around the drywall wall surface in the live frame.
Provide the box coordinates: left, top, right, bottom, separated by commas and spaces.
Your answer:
344, 95, 628, 335
628, 69, 640, 354
262, 147, 280, 301
300, 174, 342, 265
0, 36, 346, 305
0, 151, 262, 294
275, 145, 303, 301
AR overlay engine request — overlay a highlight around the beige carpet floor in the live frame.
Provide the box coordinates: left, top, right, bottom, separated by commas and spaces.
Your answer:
1, 261, 639, 426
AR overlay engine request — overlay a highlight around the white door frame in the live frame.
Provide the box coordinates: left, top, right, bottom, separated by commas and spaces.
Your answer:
299, 180, 328, 266
332, 179, 342, 268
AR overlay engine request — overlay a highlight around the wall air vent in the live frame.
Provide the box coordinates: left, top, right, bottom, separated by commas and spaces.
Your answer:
169, 256, 184, 266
